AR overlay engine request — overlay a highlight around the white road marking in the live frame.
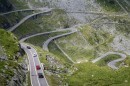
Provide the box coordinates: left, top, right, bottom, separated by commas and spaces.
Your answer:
22, 46, 34, 86
29, 49, 41, 86
33, 47, 49, 86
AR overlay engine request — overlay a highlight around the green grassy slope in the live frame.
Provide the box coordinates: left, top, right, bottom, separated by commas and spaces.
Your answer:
0, 29, 19, 59
97, 0, 122, 12
66, 62, 130, 86
96, 54, 121, 66
10, 0, 28, 9
49, 42, 72, 64
25, 31, 69, 47
0, 29, 28, 85
57, 32, 95, 62
13, 9, 71, 39
0, 11, 36, 29
28, 44, 72, 86
56, 25, 114, 62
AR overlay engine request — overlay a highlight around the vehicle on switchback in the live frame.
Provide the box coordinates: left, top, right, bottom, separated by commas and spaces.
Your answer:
33, 53, 37, 57
36, 65, 41, 70
38, 73, 44, 78
27, 46, 31, 49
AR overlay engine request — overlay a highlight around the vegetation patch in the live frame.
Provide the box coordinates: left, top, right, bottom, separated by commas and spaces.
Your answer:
10, 0, 28, 9
57, 32, 95, 62
0, 16, 10, 29
96, 54, 121, 66
107, 16, 130, 35
25, 31, 69, 47
80, 25, 113, 46
45, 75, 61, 86
116, 23, 130, 36
48, 42, 72, 65
66, 62, 130, 86
13, 9, 72, 39
0, 11, 36, 29
30, 44, 72, 86
0, 29, 19, 59
97, 0, 122, 12
29, 0, 49, 8
0, 28, 28, 85
116, 0, 130, 12
56, 25, 114, 62
27, 72, 31, 86
0, 60, 19, 85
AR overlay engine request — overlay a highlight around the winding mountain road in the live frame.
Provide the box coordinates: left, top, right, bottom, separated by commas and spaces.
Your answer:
43, 27, 77, 51
0, 9, 35, 16
21, 43, 49, 86
8, 8, 52, 32
4, 7, 54, 86
19, 29, 69, 42
19, 24, 82, 63
6, 7, 126, 32
4, 1, 129, 86
43, 30, 77, 51
19, 24, 81, 63
107, 53, 126, 69
5, 4, 128, 86
0, 8, 48, 16
66, 11, 126, 16
92, 52, 126, 69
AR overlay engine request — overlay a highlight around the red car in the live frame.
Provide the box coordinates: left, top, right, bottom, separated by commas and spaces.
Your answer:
36, 65, 41, 70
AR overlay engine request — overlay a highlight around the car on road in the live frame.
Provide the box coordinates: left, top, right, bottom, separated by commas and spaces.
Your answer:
36, 65, 41, 70
27, 46, 31, 49
38, 73, 44, 78
33, 54, 37, 57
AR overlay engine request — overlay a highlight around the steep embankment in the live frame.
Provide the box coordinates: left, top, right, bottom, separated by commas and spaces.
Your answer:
0, 0, 13, 13
0, 0, 28, 13
0, 29, 28, 86
0, 0, 32, 30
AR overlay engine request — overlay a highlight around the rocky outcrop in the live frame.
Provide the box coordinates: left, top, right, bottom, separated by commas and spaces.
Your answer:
0, 45, 28, 86
0, 45, 7, 60
8, 58, 28, 86
8, 66, 27, 86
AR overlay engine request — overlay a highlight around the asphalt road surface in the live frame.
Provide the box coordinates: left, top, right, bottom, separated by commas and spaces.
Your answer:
43, 28, 77, 51
8, 8, 52, 32
21, 43, 49, 86
0, 8, 48, 15
92, 52, 126, 69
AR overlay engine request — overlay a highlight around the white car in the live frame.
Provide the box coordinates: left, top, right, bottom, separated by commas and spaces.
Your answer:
33, 54, 37, 57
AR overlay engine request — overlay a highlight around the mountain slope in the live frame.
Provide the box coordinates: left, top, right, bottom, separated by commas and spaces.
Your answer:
0, 29, 29, 86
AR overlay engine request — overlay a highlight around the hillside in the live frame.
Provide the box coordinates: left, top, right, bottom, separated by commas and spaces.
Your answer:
0, 29, 29, 86
0, 0, 130, 86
